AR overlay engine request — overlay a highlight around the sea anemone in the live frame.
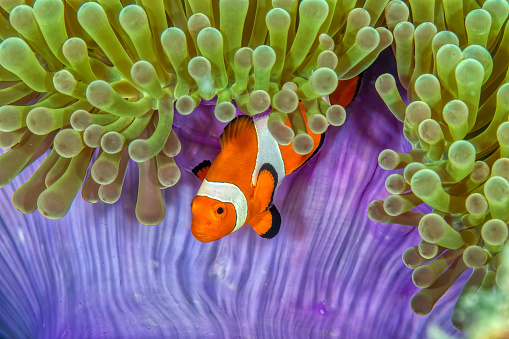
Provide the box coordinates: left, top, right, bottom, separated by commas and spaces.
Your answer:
0, 0, 392, 225
1, 50, 452, 338
368, 0, 509, 331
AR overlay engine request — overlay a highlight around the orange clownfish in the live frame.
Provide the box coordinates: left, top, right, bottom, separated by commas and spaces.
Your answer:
190, 76, 362, 242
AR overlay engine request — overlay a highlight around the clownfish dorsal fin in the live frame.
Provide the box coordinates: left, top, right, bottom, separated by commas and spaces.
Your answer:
192, 160, 211, 181
219, 115, 254, 149
249, 205, 281, 239
253, 164, 278, 212
329, 72, 363, 108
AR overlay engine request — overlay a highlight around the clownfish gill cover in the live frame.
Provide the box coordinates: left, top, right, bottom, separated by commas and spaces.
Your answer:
0, 0, 508, 338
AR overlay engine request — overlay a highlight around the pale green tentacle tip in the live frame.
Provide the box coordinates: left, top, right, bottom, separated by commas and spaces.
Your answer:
131, 60, 157, 85
253, 45, 276, 69
0, 106, 22, 132
418, 119, 442, 145
462, 45, 493, 83
26, 107, 57, 135
86, 80, 114, 108
317, 50, 338, 69
266, 6, 291, 30
176, 95, 198, 115
77, 1, 107, 28
9, 4, 36, 30
443, 100, 468, 126
309, 67, 338, 96
378, 149, 400, 171
0, 130, 25, 148
128, 139, 154, 163
465, 9, 492, 33
161, 27, 187, 51
448, 140, 476, 169
62, 37, 88, 61
37, 193, 68, 220
272, 89, 299, 114
54, 129, 84, 158
354, 26, 381, 53
118, 4, 148, 33
346, 8, 371, 32
101, 131, 125, 154
131, 60, 169, 100
293, 133, 314, 155
248, 90, 271, 114
188, 56, 215, 100
481, 219, 508, 248
188, 13, 210, 35
268, 112, 294, 146
410, 168, 441, 198
0, 37, 51, 92
385, 0, 409, 27
214, 102, 236, 123
159, 165, 181, 188
308, 114, 328, 134
92, 157, 120, 185
298, 0, 329, 22
497, 122, 509, 147
70, 109, 92, 131
462, 246, 489, 269
484, 176, 509, 202
196, 26, 223, 53
375, 73, 397, 95
456, 58, 485, 85
53, 70, 78, 96
326, 105, 346, 126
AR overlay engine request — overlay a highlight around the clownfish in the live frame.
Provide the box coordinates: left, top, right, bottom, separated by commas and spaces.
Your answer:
190, 76, 362, 242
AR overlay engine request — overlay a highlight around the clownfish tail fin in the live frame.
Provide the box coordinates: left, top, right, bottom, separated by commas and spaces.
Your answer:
330, 72, 364, 108
192, 160, 211, 181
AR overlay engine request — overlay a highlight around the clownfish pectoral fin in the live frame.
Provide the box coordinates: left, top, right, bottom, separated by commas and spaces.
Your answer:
192, 160, 211, 181
253, 165, 277, 212
329, 72, 363, 108
249, 205, 281, 239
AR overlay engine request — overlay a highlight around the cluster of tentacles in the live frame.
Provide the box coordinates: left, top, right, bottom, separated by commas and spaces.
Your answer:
0, 0, 391, 224
368, 0, 509, 332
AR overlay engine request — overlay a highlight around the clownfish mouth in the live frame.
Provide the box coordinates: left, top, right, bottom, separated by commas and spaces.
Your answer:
190, 226, 221, 243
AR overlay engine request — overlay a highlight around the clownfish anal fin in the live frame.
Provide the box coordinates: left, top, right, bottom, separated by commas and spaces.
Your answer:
249, 205, 281, 239
254, 164, 278, 212
220, 115, 254, 149
192, 160, 211, 181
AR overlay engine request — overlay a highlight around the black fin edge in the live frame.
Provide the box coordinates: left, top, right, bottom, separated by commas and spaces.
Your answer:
352, 71, 364, 104
261, 206, 281, 239
192, 160, 212, 177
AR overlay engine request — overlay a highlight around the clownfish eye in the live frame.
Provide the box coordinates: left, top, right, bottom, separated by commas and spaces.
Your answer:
212, 203, 226, 219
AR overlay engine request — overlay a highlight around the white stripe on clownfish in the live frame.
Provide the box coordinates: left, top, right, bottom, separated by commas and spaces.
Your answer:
252, 115, 286, 187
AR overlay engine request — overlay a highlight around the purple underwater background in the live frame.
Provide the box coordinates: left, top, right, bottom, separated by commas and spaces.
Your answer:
0, 50, 465, 338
